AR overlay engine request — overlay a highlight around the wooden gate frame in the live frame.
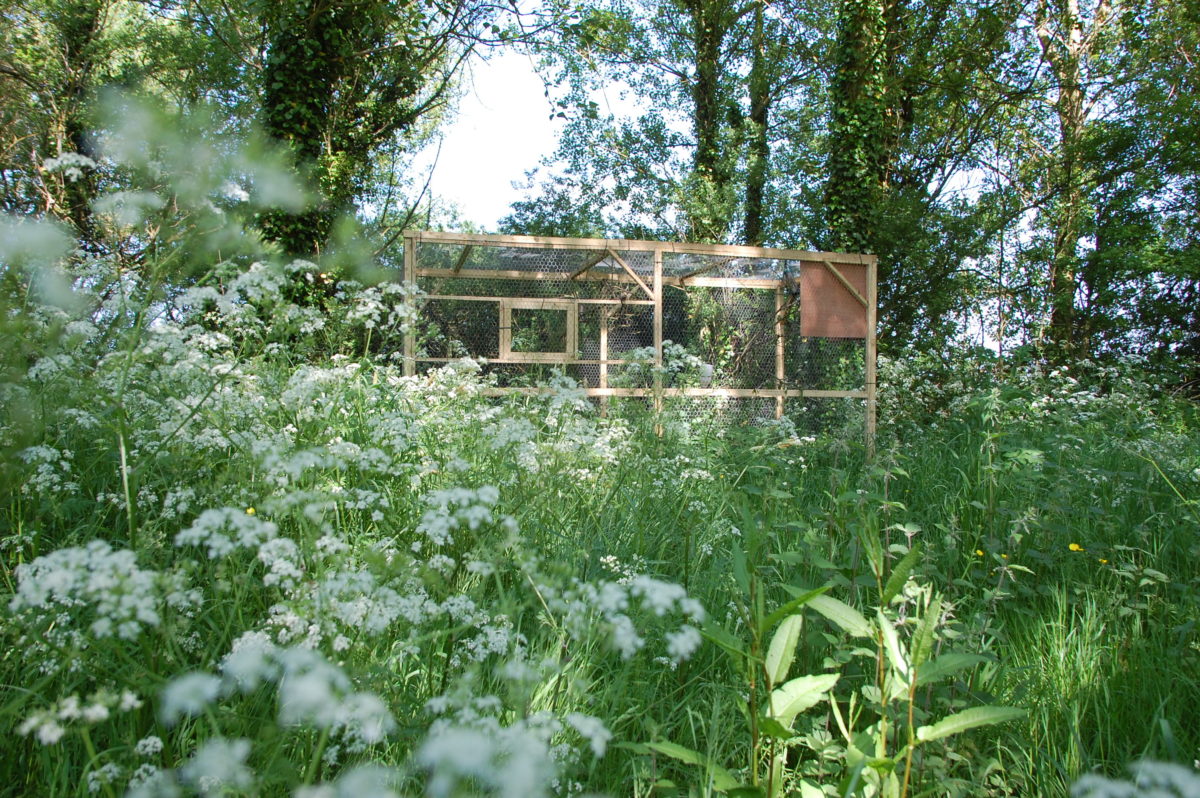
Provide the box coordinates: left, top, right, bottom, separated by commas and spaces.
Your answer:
402, 230, 877, 449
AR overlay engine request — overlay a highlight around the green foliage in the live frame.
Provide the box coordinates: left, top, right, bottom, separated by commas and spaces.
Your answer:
3, 13, 1200, 798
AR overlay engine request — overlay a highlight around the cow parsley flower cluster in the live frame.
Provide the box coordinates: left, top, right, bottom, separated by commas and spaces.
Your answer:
175, 506, 279, 558
418, 717, 561, 798
18, 688, 143, 746
9, 541, 199, 671
159, 634, 396, 752
416, 485, 504, 548
537, 570, 707, 662
1071, 761, 1200, 798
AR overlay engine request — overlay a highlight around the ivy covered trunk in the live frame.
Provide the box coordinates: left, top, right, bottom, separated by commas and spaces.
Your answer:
682, 0, 735, 243
259, 0, 353, 256
741, 0, 770, 247
1036, 0, 1110, 357
258, 0, 430, 258
54, 0, 106, 251
824, 0, 889, 254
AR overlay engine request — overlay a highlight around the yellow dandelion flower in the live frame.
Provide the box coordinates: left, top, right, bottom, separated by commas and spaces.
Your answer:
245, 507, 256, 516
1098, 558, 1108, 565
1068, 542, 1084, 552
1001, 553, 1008, 559
975, 549, 984, 557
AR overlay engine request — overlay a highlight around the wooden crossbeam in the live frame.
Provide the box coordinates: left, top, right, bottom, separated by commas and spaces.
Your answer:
608, 250, 654, 299
821, 260, 869, 307
451, 245, 474, 275
569, 250, 611, 279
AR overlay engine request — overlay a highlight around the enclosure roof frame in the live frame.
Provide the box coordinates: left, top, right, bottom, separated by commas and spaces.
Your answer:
404, 229, 876, 267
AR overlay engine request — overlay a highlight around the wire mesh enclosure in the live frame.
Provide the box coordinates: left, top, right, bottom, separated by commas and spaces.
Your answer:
403, 231, 877, 442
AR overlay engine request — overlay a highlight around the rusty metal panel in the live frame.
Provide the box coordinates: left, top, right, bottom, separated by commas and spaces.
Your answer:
800, 261, 869, 339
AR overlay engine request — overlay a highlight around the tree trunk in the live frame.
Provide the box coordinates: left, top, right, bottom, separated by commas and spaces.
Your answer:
741, 0, 769, 246
259, 0, 354, 257
824, 0, 888, 253
683, 0, 733, 242
54, 0, 106, 250
1035, 0, 1110, 355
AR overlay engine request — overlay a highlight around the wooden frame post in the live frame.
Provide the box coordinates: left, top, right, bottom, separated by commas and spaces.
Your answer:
775, 286, 786, 419
865, 256, 878, 457
653, 249, 663, 429
403, 232, 416, 377
599, 306, 609, 417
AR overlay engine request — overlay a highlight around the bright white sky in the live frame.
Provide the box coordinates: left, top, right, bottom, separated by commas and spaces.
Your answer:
411, 50, 562, 230
413, 49, 648, 230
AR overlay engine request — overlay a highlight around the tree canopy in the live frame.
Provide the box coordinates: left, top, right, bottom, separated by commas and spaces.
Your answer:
1, 0, 1198, 380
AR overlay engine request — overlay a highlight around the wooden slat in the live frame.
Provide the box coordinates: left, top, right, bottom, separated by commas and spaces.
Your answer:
775, 287, 785, 419
422, 294, 653, 306
682, 276, 782, 289
652, 249, 663, 426
472, 386, 870, 399
599, 306, 609, 415
609, 250, 654, 299
403, 234, 416, 377
417, 357, 636, 365
417, 267, 785, 291
419, 268, 621, 283
865, 258, 878, 456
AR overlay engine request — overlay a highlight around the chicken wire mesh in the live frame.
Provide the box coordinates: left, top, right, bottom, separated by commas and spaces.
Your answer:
404, 232, 875, 441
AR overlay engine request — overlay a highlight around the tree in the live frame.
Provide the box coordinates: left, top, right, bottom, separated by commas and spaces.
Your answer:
1031, 0, 1116, 355
1073, 0, 1200, 377
821, 0, 1031, 347
250, 0, 488, 256
505, 0, 827, 245
0, 0, 179, 244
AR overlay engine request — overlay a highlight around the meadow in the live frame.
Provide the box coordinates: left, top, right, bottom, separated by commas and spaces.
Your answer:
1, 119, 1198, 797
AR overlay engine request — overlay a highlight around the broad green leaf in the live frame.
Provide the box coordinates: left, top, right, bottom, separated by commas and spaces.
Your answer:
909, 593, 942, 668
859, 528, 886, 580
764, 585, 829, 632
757, 715, 794, 740
727, 787, 766, 798
916, 706, 1027, 743
613, 742, 652, 755
806, 594, 872, 638
882, 543, 921, 605
915, 652, 988, 686
876, 609, 909, 680
798, 781, 824, 798
732, 543, 750, 592
765, 614, 804, 686
767, 673, 839, 726
645, 742, 739, 792
645, 741, 706, 766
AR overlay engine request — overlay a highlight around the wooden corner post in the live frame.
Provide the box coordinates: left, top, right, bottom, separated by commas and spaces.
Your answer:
653, 248, 663, 432
775, 286, 786, 420
403, 232, 417, 378
865, 255, 878, 457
